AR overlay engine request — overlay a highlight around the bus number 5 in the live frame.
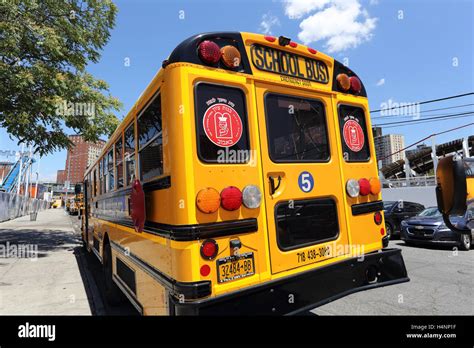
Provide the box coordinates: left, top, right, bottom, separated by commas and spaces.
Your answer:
298, 171, 314, 193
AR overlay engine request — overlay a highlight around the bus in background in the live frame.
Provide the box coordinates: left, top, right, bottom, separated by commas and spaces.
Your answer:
81, 32, 409, 315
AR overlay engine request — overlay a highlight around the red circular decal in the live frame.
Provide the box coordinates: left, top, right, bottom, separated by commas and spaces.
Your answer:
343, 119, 365, 152
203, 103, 243, 147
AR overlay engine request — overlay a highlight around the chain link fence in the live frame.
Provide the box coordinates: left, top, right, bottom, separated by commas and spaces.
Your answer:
0, 191, 49, 223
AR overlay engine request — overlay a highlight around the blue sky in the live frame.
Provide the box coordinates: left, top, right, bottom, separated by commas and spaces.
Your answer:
1, 0, 472, 182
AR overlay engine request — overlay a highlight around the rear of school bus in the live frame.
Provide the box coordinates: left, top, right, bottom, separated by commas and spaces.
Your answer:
157, 32, 408, 315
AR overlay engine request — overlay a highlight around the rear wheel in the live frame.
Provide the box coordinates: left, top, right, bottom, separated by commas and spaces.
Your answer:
459, 234, 471, 251
103, 243, 124, 305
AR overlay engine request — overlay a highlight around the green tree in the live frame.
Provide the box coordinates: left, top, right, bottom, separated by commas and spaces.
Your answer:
0, 0, 122, 155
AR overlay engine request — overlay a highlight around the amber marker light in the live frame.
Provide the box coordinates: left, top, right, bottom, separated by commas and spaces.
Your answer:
369, 177, 381, 195
196, 187, 220, 213
220, 45, 241, 68
336, 73, 350, 92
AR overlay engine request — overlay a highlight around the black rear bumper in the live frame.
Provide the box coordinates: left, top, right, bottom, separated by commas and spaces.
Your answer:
171, 248, 409, 315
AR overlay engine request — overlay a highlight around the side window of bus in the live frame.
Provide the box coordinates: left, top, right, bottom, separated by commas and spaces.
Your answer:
107, 149, 114, 191
338, 105, 370, 162
92, 168, 96, 197
98, 160, 103, 195
124, 123, 136, 186
137, 93, 163, 181
195, 83, 250, 163
264, 94, 329, 162
102, 157, 107, 194
115, 137, 124, 189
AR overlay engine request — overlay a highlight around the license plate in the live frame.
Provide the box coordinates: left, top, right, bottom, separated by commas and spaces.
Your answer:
217, 252, 255, 283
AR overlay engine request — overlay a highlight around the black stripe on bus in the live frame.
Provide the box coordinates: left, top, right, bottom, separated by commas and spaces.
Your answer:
142, 175, 171, 192
110, 241, 211, 300
351, 200, 384, 215
144, 219, 258, 241
92, 214, 258, 241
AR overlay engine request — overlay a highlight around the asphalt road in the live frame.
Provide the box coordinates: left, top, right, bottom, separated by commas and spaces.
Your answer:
313, 240, 474, 315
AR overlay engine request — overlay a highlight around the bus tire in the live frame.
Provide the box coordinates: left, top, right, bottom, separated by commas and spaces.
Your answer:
103, 242, 124, 305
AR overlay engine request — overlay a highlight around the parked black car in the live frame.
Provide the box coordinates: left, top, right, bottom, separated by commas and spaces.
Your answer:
383, 201, 425, 239
400, 206, 472, 250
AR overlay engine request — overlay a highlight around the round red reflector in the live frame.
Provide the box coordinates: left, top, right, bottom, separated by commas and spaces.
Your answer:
220, 186, 242, 211
264, 35, 276, 42
289, 41, 298, 48
380, 228, 385, 236
349, 76, 362, 94
307, 47, 317, 54
200, 265, 211, 277
374, 211, 382, 225
198, 40, 221, 64
200, 239, 218, 260
359, 178, 370, 196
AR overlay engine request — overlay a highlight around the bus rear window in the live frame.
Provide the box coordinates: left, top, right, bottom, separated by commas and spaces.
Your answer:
265, 94, 329, 162
195, 83, 250, 163
338, 105, 370, 162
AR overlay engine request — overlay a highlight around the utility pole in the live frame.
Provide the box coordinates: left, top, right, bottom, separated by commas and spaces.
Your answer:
431, 136, 438, 184
64, 153, 70, 208
34, 155, 41, 199
17, 144, 24, 195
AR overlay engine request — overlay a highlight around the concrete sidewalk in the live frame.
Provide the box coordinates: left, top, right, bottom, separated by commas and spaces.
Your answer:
0, 208, 93, 315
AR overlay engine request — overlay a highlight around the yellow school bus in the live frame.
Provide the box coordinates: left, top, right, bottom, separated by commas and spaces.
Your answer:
81, 32, 409, 315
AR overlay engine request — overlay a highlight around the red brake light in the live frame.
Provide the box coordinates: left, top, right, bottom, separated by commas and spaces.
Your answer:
349, 76, 362, 94
374, 211, 382, 225
220, 186, 242, 211
198, 40, 221, 64
358, 178, 370, 196
200, 265, 211, 277
264, 35, 276, 42
200, 239, 218, 260
380, 227, 385, 236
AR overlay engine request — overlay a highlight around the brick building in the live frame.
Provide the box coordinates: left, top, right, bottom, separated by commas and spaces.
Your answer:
56, 169, 66, 185
56, 135, 106, 185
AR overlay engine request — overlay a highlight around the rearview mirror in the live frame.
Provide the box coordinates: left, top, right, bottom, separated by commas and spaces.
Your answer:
435, 155, 467, 216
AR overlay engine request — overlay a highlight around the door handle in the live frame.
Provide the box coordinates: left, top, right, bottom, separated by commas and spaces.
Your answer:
269, 175, 282, 195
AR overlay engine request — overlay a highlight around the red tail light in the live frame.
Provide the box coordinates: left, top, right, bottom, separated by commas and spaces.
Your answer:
200, 239, 218, 260
220, 186, 242, 211
200, 264, 211, 277
349, 76, 362, 94
374, 211, 382, 225
198, 40, 221, 64
358, 178, 370, 196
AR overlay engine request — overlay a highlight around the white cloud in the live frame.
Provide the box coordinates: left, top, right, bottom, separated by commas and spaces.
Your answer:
376, 78, 385, 86
260, 13, 281, 35
283, 0, 378, 53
